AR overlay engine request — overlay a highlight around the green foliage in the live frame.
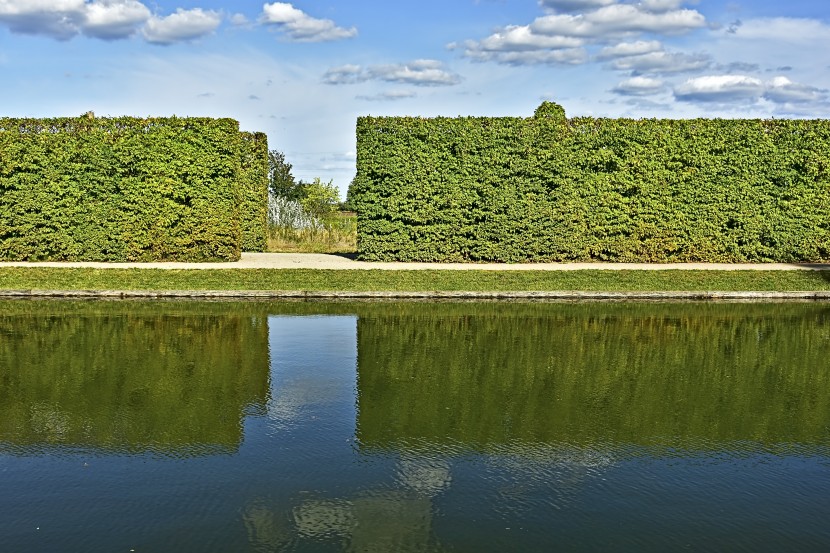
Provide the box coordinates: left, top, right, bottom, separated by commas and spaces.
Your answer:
268, 149, 303, 201
239, 132, 269, 252
534, 100, 566, 120
0, 116, 269, 261
299, 177, 340, 222
356, 302, 830, 452
352, 104, 830, 262
267, 147, 341, 226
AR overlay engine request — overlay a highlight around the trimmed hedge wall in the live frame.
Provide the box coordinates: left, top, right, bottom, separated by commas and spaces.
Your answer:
352, 103, 830, 262
239, 131, 269, 253
0, 116, 268, 262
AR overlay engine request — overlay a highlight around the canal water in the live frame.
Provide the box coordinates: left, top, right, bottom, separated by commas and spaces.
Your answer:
1, 300, 829, 552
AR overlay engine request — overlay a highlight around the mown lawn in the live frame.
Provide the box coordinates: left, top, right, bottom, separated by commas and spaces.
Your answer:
1, 268, 830, 291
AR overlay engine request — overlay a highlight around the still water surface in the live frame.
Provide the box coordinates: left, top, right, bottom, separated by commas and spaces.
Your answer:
1, 300, 830, 552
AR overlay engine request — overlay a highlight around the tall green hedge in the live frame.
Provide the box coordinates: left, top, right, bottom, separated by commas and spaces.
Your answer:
0, 116, 269, 261
352, 103, 830, 262
240, 131, 269, 252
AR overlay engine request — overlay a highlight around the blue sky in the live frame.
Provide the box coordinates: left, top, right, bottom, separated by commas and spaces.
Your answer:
2, 0, 829, 196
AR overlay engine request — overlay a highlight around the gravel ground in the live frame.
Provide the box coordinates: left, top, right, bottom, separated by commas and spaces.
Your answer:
1, 252, 829, 271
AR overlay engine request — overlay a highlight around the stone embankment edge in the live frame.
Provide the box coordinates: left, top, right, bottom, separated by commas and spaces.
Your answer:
2, 290, 830, 300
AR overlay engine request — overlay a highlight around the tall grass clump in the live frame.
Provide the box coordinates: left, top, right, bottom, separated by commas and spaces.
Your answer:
266, 150, 355, 253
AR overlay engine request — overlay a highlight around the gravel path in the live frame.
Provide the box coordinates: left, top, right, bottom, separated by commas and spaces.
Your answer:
1, 252, 830, 271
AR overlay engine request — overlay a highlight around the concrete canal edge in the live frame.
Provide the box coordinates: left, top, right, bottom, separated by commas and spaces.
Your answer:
2, 290, 830, 300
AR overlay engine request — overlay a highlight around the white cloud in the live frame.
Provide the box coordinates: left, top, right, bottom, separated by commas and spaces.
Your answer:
356, 90, 417, 102
0, 0, 81, 12
457, 3, 705, 67
0, 0, 152, 40
612, 76, 665, 96
595, 39, 709, 76
142, 8, 221, 45
764, 76, 827, 104
323, 60, 462, 87
539, 0, 615, 13
260, 2, 356, 42
623, 98, 674, 111
475, 25, 584, 52
0, 0, 81, 40
230, 13, 250, 27
455, 22, 588, 65
0, 1, 224, 43
83, 1, 150, 39
718, 62, 760, 73
674, 74, 828, 106
597, 40, 663, 59
321, 64, 364, 85
608, 50, 711, 73
465, 47, 588, 66
531, 4, 706, 38
674, 75, 764, 102
724, 17, 830, 44
638, 0, 690, 13
452, 20, 587, 66
370, 60, 463, 86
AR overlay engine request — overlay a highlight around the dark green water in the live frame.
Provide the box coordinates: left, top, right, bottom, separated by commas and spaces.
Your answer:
2, 300, 830, 552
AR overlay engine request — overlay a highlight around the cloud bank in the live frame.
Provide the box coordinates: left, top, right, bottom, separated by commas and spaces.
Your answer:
323, 60, 462, 87
674, 75, 828, 105
0, 0, 220, 43
455, 1, 706, 66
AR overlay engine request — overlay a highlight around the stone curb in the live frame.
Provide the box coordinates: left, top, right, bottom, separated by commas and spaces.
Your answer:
2, 290, 830, 300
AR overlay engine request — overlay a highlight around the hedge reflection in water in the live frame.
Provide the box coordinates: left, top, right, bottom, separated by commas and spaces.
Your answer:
2, 300, 830, 552
356, 301, 830, 453
0, 301, 270, 456
5, 300, 829, 457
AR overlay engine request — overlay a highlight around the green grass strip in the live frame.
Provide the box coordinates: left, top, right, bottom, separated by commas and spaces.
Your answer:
1, 268, 830, 292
